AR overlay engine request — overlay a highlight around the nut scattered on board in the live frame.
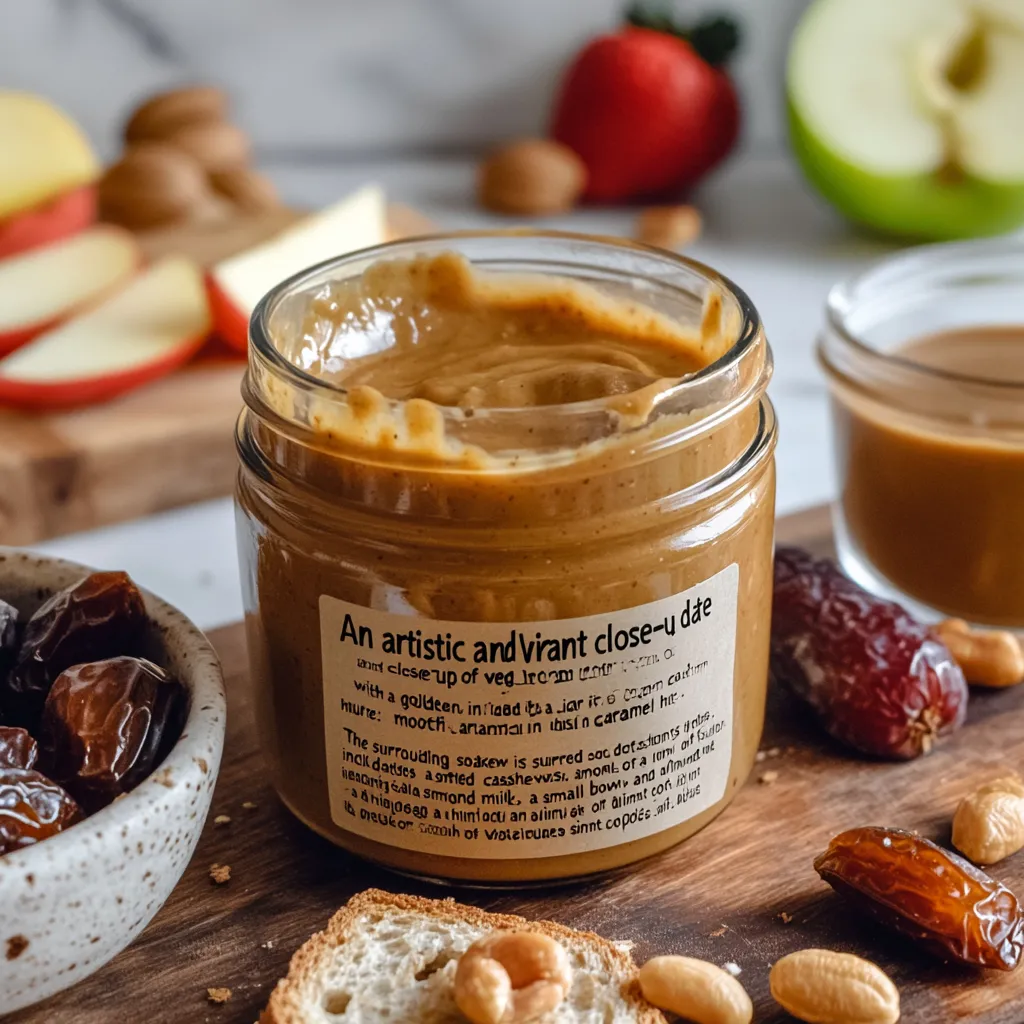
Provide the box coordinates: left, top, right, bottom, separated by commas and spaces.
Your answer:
210, 167, 281, 211
952, 773, 1024, 865
769, 949, 899, 1024
206, 987, 232, 1005
98, 143, 211, 229
478, 139, 587, 216
639, 955, 753, 1024
163, 120, 251, 175
635, 205, 703, 250
935, 618, 1024, 688
453, 930, 572, 1024
124, 85, 228, 143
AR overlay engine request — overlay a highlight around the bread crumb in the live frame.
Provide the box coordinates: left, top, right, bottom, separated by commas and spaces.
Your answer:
759, 770, 779, 785
261, 940, 274, 949
754, 750, 767, 763
722, 962, 741, 977
213, 814, 231, 826
779, 911, 793, 924
242, 801, 258, 810
206, 987, 232, 1004
209, 863, 231, 885
709, 924, 729, 938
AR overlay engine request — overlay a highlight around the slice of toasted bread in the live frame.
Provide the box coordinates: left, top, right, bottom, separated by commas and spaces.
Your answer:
261, 888, 666, 1023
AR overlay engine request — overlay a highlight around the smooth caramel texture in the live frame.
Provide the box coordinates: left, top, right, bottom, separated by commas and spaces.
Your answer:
837, 326, 1024, 626
238, 253, 775, 881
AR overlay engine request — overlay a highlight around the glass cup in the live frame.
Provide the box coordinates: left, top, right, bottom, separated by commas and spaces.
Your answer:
819, 237, 1024, 628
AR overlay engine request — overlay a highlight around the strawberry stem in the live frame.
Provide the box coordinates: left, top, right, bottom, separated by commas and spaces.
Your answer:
624, 4, 741, 67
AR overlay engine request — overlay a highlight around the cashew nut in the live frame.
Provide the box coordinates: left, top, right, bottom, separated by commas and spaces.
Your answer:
769, 949, 899, 1024
639, 955, 752, 1024
952, 773, 1024, 865
454, 931, 572, 1024
935, 619, 1024, 688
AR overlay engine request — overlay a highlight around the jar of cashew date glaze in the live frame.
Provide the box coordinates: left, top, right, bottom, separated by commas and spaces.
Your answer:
235, 232, 777, 883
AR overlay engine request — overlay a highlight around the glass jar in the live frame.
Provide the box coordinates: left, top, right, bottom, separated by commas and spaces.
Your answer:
820, 238, 1024, 628
235, 231, 777, 883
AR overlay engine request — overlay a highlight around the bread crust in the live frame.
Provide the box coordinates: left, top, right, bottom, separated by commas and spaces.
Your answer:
261, 888, 667, 1023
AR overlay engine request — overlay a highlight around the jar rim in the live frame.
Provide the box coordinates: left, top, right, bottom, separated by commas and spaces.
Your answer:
823, 235, 1024, 397
248, 228, 766, 421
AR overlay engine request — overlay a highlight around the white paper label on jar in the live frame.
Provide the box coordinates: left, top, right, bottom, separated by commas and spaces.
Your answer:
319, 563, 738, 860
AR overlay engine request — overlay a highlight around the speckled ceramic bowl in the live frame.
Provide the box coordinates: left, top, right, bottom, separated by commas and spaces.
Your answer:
0, 549, 226, 1014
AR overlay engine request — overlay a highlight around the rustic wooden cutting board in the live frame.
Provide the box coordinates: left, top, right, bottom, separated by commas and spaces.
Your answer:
0, 205, 435, 547
11, 504, 1024, 1024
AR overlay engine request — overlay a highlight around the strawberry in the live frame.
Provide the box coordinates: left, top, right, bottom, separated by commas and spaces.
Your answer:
550, 6, 741, 203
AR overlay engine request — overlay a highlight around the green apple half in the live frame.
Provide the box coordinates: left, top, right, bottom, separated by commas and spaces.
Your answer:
787, 0, 1024, 240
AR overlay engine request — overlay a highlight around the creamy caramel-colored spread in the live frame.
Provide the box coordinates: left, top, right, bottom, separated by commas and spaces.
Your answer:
836, 326, 1024, 627
238, 250, 776, 882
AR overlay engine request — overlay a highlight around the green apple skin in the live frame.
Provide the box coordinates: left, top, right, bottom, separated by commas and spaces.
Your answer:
788, 98, 1024, 241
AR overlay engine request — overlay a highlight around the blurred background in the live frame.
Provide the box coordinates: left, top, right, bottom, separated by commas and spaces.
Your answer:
1, 0, 1021, 627
5, 0, 807, 161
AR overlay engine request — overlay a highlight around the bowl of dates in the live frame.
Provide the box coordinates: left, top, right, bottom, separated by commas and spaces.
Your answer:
0, 549, 225, 1014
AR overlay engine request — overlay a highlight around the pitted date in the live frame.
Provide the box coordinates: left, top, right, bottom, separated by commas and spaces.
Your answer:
39, 656, 187, 812
0, 767, 82, 854
815, 826, 1024, 970
772, 546, 968, 759
4, 572, 147, 728
0, 726, 38, 770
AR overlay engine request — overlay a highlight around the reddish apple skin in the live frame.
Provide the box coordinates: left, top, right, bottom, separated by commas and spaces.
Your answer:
205, 274, 251, 354
0, 237, 143, 358
0, 186, 97, 261
0, 332, 207, 410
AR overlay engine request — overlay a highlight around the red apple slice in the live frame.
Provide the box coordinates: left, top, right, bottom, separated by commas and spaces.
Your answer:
0, 256, 210, 409
0, 185, 97, 261
207, 184, 385, 352
0, 225, 141, 356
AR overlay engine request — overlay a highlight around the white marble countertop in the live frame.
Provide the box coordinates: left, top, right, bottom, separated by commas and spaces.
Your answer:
32, 152, 901, 631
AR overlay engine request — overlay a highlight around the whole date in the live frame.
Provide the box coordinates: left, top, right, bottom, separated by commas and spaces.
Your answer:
39, 656, 187, 812
0, 767, 82, 854
0, 726, 38, 770
772, 546, 967, 759
3, 572, 147, 728
815, 826, 1024, 970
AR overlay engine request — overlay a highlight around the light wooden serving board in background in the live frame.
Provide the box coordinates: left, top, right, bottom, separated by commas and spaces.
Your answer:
0, 205, 435, 546
11, 505, 1024, 1023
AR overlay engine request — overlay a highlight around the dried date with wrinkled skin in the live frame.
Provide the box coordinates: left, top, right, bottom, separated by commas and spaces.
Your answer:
0, 726, 38, 770
39, 656, 188, 813
772, 546, 968, 759
3, 572, 147, 728
815, 826, 1024, 970
0, 767, 82, 854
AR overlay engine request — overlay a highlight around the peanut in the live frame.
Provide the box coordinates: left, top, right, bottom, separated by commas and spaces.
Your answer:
952, 773, 1024, 865
769, 949, 899, 1024
635, 205, 703, 250
454, 931, 572, 1024
478, 139, 586, 216
639, 955, 752, 1024
935, 618, 1024, 688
